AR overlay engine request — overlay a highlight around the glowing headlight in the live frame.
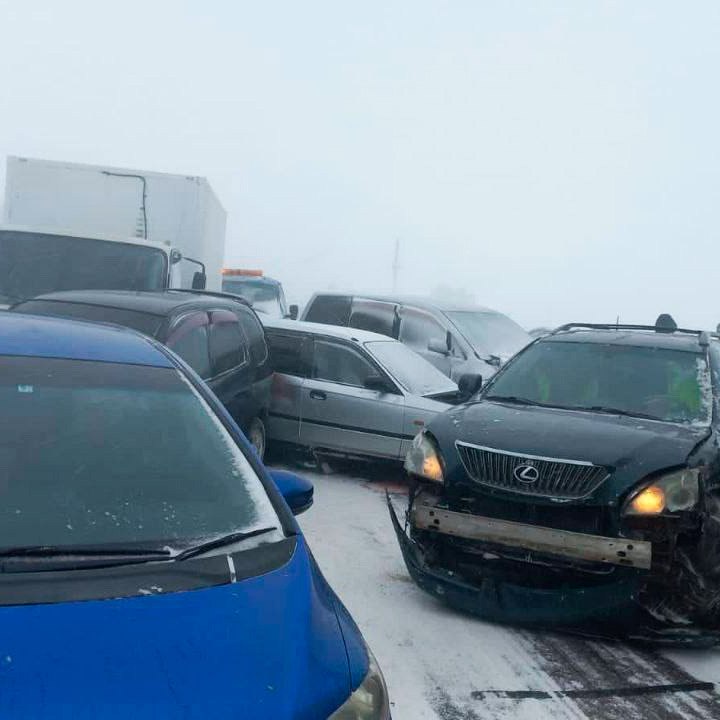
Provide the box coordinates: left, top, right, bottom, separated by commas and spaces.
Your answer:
404, 432, 444, 483
328, 648, 390, 719
624, 468, 700, 516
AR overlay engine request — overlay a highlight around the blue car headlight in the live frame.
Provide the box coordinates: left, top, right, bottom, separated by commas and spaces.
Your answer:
328, 647, 390, 719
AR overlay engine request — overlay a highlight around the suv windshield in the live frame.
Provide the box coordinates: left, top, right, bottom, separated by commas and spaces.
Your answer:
367, 340, 457, 397
0, 231, 168, 302
445, 311, 529, 359
0, 356, 279, 552
486, 340, 712, 425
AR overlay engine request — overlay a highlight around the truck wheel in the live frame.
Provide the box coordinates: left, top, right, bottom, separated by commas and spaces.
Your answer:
248, 417, 266, 461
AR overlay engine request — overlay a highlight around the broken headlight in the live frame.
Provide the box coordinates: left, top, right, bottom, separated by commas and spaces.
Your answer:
404, 432, 444, 483
328, 647, 390, 719
623, 468, 700, 516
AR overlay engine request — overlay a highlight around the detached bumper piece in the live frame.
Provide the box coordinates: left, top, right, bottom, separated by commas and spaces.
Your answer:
412, 503, 652, 570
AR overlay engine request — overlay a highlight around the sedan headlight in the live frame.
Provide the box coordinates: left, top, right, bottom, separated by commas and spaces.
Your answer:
404, 432, 444, 483
623, 468, 700, 516
329, 648, 390, 719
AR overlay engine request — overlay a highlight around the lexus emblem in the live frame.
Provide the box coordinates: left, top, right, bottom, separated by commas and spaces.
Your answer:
513, 463, 539, 483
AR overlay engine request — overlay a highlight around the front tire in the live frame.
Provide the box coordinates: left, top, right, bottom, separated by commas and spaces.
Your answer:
247, 417, 266, 461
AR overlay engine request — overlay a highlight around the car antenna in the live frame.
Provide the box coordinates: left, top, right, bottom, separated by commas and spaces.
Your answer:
615, 315, 620, 331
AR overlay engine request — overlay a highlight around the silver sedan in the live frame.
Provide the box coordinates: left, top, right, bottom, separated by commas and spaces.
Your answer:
262, 318, 465, 462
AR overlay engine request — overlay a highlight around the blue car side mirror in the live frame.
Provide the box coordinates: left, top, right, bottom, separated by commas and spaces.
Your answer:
269, 470, 314, 516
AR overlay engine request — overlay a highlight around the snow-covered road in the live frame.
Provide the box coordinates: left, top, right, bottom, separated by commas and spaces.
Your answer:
285, 461, 720, 720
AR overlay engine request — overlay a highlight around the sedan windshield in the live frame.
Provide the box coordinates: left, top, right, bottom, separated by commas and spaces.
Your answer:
367, 340, 458, 397
0, 230, 168, 302
486, 340, 712, 425
446, 311, 529, 359
0, 356, 279, 553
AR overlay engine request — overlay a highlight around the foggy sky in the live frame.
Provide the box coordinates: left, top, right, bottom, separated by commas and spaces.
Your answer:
1, 1, 718, 330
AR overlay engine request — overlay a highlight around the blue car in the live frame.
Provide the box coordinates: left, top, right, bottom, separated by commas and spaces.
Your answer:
0, 313, 390, 719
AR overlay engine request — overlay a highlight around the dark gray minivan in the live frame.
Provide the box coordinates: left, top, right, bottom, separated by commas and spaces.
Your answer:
302, 293, 530, 382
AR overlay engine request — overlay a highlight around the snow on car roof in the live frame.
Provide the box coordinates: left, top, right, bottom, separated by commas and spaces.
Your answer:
0, 312, 173, 367
261, 317, 396, 344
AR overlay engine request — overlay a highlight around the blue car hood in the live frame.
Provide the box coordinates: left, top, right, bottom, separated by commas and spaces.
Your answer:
0, 536, 352, 719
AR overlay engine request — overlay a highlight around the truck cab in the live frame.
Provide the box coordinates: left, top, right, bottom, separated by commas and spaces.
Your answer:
0, 225, 206, 309
221, 269, 297, 320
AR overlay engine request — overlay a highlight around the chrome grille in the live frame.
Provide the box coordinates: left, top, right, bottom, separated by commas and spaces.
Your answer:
455, 441, 609, 500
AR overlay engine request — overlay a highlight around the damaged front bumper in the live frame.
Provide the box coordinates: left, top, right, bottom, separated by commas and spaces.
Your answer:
388, 493, 720, 644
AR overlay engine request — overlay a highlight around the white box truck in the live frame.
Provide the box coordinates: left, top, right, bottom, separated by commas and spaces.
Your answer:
0, 156, 226, 306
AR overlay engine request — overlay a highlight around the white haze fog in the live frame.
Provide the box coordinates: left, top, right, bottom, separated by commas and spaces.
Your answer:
1, 1, 718, 330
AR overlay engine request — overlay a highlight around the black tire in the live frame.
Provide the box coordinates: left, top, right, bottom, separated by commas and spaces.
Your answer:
247, 417, 266, 461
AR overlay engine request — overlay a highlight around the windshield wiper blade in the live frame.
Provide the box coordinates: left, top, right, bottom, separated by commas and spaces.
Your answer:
175, 527, 278, 561
484, 395, 546, 407
584, 406, 664, 422
0, 545, 172, 559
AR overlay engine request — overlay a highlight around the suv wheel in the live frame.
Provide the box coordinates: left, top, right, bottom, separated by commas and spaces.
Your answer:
248, 417, 266, 461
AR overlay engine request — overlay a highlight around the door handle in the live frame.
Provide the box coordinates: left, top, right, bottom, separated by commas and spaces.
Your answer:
309, 390, 327, 401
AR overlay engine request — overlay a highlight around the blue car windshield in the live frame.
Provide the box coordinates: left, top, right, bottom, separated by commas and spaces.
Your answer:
0, 356, 280, 552
486, 340, 712, 425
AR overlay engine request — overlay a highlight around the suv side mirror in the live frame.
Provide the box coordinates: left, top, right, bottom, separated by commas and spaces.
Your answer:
364, 374, 393, 393
288, 304, 299, 320
428, 338, 450, 356
192, 271, 207, 290
269, 470, 313, 516
457, 373, 483, 400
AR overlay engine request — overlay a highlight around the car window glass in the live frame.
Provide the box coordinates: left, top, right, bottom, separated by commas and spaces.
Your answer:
267, 332, 308, 376
166, 316, 212, 379
349, 300, 397, 337
303, 295, 352, 325
313, 340, 376, 387
208, 310, 247, 376
0, 356, 280, 549
399, 308, 446, 351
237, 308, 268, 365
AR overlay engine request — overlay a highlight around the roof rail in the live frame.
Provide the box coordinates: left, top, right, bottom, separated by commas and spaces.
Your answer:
169, 289, 252, 307
552, 322, 705, 337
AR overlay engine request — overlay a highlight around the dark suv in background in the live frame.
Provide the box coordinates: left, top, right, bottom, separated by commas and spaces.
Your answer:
12, 290, 273, 458
393, 318, 720, 642
302, 293, 529, 381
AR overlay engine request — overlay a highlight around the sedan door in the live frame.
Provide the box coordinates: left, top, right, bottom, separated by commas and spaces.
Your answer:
299, 338, 405, 459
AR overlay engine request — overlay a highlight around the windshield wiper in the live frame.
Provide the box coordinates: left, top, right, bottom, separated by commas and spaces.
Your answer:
0, 545, 172, 559
583, 406, 664, 422
484, 395, 547, 407
175, 527, 278, 561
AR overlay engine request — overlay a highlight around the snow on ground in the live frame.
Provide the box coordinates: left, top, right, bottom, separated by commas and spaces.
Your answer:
281, 459, 720, 720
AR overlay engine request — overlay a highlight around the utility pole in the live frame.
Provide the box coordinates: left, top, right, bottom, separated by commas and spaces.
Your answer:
392, 238, 400, 292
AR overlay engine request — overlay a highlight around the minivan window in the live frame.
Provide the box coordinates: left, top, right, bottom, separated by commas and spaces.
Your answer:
0, 356, 279, 550
304, 295, 352, 325
349, 299, 397, 337
486, 341, 712, 425
399, 308, 447, 350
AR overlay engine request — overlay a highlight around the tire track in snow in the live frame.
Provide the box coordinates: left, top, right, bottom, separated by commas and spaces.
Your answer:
512, 631, 720, 719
